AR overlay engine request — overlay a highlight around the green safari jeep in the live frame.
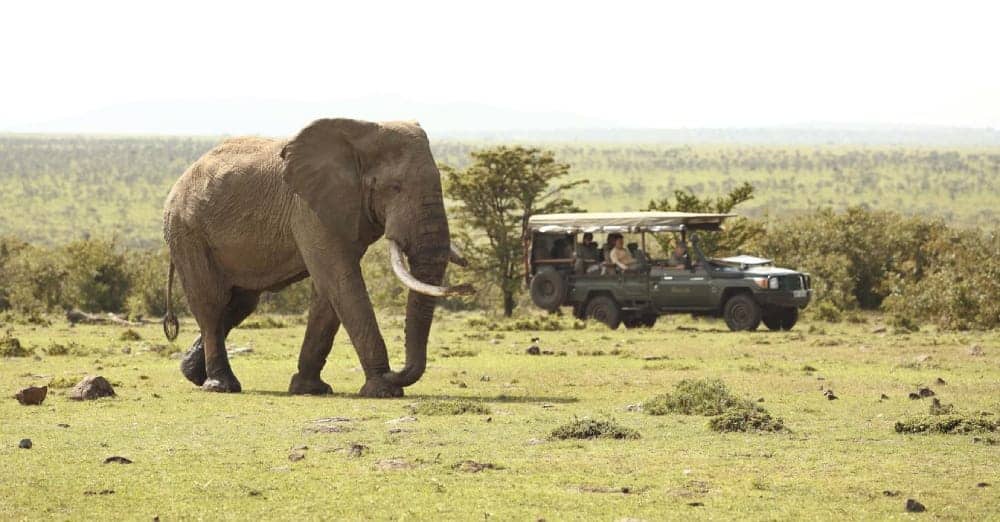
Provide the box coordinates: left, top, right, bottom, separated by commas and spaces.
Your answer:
525, 211, 811, 331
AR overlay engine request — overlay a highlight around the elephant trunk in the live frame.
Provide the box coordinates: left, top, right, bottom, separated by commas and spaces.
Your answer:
381, 201, 451, 388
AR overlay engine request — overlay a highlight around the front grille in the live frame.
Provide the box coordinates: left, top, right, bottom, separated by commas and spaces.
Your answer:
779, 275, 804, 290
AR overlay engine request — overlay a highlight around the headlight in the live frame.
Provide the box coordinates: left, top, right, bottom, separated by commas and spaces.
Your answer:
751, 278, 768, 288
768, 277, 780, 290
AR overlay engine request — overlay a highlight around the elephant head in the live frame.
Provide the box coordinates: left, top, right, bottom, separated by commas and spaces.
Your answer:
279, 118, 469, 388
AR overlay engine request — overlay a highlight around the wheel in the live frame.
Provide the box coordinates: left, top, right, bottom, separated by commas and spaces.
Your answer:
623, 313, 657, 329
623, 314, 642, 329
763, 307, 798, 331
585, 295, 621, 330
723, 293, 762, 331
530, 270, 567, 311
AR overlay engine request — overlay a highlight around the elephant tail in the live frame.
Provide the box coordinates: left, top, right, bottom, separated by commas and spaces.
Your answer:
163, 261, 180, 341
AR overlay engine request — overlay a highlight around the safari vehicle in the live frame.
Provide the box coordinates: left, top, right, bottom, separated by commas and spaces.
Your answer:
525, 212, 811, 331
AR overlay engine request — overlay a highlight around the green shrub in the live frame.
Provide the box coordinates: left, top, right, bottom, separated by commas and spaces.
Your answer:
0, 331, 30, 357
550, 418, 640, 440
709, 406, 785, 433
812, 302, 843, 323
894, 415, 997, 434
124, 248, 187, 318
643, 379, 753, 416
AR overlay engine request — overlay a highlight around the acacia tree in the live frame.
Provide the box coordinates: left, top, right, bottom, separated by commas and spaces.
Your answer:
646, 182, 763, 257
443, 146, 585, 317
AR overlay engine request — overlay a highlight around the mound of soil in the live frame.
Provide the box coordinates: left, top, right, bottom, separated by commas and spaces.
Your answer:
411, 399, 490, 416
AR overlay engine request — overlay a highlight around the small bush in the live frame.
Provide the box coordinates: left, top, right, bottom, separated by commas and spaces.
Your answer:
0, 332, 30, 357
888, 314, 920, 333
411, 399, 490, 415
812, 302, 843, 323
439, 348, 479, 358
550, 418, 640, 440
709, 406, 785, 433
43, 341, 89, 356
119, 329, 143, 341
644, 379, 753, 416
48, 375, 83, 388
895, 415, 997, 434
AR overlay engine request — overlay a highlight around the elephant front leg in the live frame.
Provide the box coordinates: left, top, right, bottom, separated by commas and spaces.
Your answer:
289, 285, 338, 395
319, 270, 403, 398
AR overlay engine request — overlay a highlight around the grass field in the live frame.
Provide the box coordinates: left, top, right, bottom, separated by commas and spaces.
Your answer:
2, 312, 998, 520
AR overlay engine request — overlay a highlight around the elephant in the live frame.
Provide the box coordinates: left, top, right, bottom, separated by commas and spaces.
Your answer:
161, 118, 471, 398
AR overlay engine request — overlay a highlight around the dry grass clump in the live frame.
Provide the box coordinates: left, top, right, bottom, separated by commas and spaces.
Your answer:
411, 399, 491, 415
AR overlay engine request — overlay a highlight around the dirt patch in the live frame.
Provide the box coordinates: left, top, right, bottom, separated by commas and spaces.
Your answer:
439, 348, 479, 358
305, 417, 352, 433
550, 418, 640, 440
895, 415, 997, 434
572, 485, 638, 494
411, 399, 490, 416
709, 407, 785, 433
453, 460, 503, 472
375, 458, 412, 471
643, 379, 753, 416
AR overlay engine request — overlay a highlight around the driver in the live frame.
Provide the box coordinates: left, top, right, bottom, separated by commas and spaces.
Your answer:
668, 241, 690, 269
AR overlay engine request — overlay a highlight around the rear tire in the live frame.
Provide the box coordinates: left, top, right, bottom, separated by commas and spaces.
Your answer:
723, 294, 762, 331
624, 313, 657, 329
530, 270, 567, 311
586, 295, 621, 330
763, 307, 798, 331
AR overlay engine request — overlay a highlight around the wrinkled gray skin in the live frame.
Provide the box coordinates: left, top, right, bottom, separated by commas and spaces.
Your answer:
163, 119, 451, 397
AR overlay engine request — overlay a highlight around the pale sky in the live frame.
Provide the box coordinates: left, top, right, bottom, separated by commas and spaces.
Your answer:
2, 0, 998, 134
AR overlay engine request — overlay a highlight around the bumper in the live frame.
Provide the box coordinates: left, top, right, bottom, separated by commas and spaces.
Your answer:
754, 289, 812, 309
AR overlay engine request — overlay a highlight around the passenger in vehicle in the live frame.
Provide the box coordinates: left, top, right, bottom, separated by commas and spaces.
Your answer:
576, 232, 600, 261
668, 241, 690, 269
609, 234, 638, 271
550, 237, 573, 259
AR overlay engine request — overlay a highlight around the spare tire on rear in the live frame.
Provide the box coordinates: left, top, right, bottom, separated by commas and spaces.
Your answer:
530, 270, 568, 311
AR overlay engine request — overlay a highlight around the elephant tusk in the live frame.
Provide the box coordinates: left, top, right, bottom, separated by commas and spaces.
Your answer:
448, 244, 469, 267
389, 241, 475, 297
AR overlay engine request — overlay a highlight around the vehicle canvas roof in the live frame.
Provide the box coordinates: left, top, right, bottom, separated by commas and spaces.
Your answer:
527, 211, 736, 233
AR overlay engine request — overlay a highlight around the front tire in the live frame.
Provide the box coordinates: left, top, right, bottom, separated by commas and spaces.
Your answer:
763, 306, 798, 331
723, 294, 762, 331
586, 295, 621, 330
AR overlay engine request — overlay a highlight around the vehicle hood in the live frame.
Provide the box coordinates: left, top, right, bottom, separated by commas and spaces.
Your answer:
742, 266, 801, 276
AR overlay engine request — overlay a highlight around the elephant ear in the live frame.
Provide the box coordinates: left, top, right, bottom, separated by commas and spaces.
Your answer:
281, 118, 379, 241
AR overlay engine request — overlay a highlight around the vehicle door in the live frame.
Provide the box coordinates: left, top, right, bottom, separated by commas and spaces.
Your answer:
652, 265, 712, 309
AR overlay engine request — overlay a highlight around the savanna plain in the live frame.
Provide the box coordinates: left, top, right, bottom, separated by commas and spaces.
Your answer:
2, 313, 998, 520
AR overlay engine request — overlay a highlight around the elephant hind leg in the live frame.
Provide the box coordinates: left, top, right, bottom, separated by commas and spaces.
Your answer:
180, 288, 260, 386
289, 283, 339, 395
171, 239, 243, 393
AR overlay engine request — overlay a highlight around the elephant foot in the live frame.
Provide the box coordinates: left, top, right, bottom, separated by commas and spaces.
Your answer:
289, 373, 333, 395
180, 337, 207, 386
359, 378, 404, 398
202, 372, 242, 393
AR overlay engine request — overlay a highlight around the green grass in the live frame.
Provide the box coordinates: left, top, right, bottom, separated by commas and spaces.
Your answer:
2, 312, 999, 520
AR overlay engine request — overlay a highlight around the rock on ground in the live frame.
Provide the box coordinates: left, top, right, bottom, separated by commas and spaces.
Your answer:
15, 386, 47, 405
69, 376, 116, 401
